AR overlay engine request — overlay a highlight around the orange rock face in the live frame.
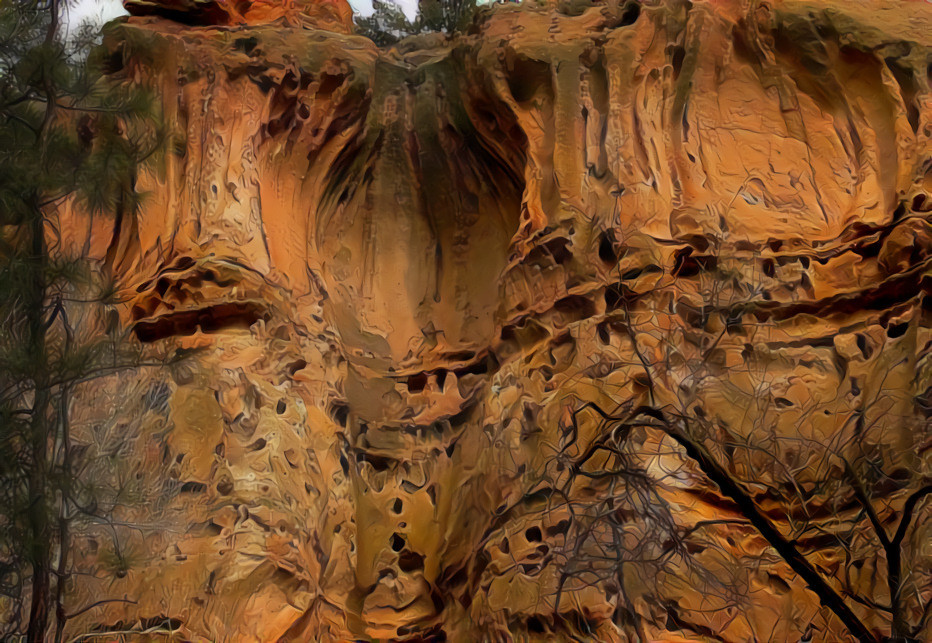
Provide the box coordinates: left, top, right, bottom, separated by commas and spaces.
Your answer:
122, 0, 354, 32
58, 1, 932, 641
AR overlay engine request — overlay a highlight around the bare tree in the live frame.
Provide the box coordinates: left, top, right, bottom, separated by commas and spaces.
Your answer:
547, 249, 931, 642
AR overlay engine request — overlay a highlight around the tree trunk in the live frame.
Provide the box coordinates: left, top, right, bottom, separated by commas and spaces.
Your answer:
25, 192, 52, 642
26, 555, 50, 643
54, 385, 72, 643
655, 417, 878, 643
25, 298, 52, 643
27, 3, 61, 638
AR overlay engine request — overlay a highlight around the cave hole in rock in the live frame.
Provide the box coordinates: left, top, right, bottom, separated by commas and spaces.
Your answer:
329, 402, 349, 427
398, 550, 425, 573
507, 57, 552, 104
619, 1, 640, 26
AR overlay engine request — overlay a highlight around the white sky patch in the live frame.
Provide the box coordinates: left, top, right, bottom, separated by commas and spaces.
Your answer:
63, 0, 419, 30
63, 0, 127, 35
393, 0, 418, 22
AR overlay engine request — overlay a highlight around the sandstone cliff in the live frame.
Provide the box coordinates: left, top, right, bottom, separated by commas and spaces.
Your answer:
57, 0, 932, 640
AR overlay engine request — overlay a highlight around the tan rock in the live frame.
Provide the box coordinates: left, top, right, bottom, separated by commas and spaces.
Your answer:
51, 0, 932, 641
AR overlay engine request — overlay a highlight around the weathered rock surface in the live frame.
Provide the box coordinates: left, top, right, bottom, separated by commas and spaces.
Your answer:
59, 0, 932, 640
122, 0, 354, 31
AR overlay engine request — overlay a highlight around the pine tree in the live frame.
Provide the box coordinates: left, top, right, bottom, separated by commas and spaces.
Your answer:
354, 0, 417, 46
0, 2, 162, 640
415, 0, 477, 35
354, 0, 479, 45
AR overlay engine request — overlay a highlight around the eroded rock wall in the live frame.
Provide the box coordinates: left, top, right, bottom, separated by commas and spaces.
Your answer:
60, 0, 932, 640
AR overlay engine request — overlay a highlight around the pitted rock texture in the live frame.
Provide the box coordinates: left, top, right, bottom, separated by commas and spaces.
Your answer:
58, 0, 932, 641
123, 0, 354, 31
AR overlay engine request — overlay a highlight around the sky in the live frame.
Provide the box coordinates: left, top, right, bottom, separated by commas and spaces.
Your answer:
65, 0, 411, 32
